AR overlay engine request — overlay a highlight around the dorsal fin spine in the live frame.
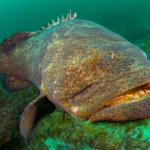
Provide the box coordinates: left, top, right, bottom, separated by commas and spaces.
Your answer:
57, 17, 60, 23
39, 10, 77, 31
61, 14, 65, 22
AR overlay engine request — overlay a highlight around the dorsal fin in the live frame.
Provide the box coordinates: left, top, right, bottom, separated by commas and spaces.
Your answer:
0, 10, 77, 54
0, 32, 37, 53
39, 10, 77, 31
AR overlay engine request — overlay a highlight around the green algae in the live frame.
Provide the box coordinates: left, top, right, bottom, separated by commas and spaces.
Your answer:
0, 79, 39, 149
44, 138, 72, 150
22, 111, 150, 150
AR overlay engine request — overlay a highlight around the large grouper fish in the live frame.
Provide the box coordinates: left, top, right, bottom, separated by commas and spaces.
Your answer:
1, 10, 150, 141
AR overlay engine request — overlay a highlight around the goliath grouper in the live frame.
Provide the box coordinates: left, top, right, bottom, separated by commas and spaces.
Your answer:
1, 11, 150, 141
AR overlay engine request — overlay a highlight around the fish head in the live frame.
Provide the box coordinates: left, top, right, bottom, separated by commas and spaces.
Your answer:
42, 19, 150, 121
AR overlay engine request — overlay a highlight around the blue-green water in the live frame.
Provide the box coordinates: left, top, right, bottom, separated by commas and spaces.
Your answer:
1, 0, 150, 43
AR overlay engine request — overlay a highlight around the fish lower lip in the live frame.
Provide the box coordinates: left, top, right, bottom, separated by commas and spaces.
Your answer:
103, 82, 150, 108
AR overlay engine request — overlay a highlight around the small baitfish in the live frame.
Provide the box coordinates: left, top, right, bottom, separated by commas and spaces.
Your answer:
1, 10, 150, 141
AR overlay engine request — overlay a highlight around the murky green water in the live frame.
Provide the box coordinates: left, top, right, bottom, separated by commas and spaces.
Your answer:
0, 0, 150, 43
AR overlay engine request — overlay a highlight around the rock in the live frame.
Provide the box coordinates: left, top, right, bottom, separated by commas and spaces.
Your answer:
24, 111, 150, 150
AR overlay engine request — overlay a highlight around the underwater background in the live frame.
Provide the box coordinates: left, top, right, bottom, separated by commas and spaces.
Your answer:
1, 0, 150, 149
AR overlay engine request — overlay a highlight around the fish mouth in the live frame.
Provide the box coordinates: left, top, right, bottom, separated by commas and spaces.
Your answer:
103, 82, 150, 108
69, 69, 150, 120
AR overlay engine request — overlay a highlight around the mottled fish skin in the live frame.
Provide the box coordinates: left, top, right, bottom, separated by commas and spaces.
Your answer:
1, 17, 150, 140
39, 19, 150, 119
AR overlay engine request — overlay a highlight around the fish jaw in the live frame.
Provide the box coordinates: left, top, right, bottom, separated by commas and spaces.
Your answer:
70, 84, 150, 122
64, 68, 150, 121
89, 94, 150, 122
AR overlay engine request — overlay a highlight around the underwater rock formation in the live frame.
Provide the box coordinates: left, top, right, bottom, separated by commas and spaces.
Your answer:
23, 111, 150, 150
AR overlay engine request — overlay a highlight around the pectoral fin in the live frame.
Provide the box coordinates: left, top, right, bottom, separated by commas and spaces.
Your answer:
3, 75, 32, 92
19, 93, 45, 142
